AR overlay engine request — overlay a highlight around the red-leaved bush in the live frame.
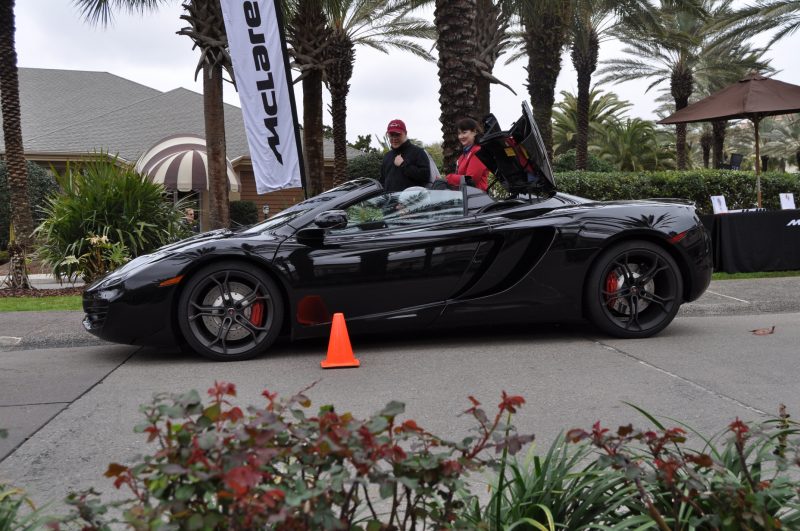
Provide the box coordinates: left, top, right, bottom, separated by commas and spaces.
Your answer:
56, 382, 532, 530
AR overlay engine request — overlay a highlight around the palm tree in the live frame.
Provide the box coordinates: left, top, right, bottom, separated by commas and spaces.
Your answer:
434, 0, 479, 170
594, 118, 675, 171
719, 0, 800, 46
569, 0, 656, 170
285, 0, 332, 197
519, 0, 571, 160
552, 89, 632, 156
599, 0, 726, 170
0, 0, 35, 288
324, 0, 434, 186
690, 39, 771, 168
473, 0, 516, 120
75, 0, 234, 228
762, 115, 800, 170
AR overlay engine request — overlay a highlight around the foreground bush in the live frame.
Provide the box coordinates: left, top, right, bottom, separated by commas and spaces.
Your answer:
468, 405, 800, 530
4, 387, 797, 530
57, 383, 532, 530
34, 155, 191, 281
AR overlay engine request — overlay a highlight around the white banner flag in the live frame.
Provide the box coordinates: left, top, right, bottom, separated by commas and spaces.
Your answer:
221, 0, 304, 193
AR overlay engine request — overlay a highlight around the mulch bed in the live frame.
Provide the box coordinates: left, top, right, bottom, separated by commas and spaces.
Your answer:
0, 286, 85, 298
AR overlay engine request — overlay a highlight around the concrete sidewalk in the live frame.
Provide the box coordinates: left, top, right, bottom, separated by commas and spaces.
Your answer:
1, 277, 799, 352
26, 273, 84, 290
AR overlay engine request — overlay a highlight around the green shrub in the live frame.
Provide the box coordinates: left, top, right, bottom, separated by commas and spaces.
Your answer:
64, 228, 131, 283
34, 154, 191, 280
565, 406, 800, 529
60, 384, 532, 530
555, 169, 800, 214
229, 200, 259, 227
0, 161, 60, 250
347, 150, 384, 180
9, 389, 800, 529
553, 149, 616, 172
467, 434, 637, 530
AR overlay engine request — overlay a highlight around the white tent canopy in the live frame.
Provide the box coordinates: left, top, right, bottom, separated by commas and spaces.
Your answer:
135, 134, 240, 192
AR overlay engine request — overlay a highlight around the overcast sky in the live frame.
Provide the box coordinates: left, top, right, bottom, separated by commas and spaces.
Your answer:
14, 0, 800, 146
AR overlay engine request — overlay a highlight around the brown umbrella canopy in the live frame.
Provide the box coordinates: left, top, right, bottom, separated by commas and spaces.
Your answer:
659, 73, 800, 124
659, 73, 800, 207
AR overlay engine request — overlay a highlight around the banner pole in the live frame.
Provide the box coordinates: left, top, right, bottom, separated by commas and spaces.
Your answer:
272, 0, 308, 199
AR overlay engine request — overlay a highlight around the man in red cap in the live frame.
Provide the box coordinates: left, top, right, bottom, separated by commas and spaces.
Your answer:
380, 119, 431, 192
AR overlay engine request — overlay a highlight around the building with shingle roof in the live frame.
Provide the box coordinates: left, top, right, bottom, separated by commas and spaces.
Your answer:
1, 68, 361, 224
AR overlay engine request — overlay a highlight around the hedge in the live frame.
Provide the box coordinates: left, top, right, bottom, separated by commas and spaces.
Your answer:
555, 169, 800, 215
553, 149, 615, 172
0, 161, 60, 249
347, 150, 384, 181
229, 200, 259, 227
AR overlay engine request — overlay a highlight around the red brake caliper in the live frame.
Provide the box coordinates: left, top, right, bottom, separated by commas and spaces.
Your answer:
250, 301, 264, 326
605, 272, 619, 309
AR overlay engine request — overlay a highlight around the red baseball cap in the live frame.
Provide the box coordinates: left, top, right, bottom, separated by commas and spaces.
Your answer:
386, 119, 407, 134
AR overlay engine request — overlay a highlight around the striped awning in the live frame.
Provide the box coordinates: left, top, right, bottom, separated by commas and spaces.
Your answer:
134, 134, 240, 192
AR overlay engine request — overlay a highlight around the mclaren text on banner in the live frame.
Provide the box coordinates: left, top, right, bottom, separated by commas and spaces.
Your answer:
221, 0, 304, 194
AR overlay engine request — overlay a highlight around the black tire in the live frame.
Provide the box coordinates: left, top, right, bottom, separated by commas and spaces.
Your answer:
178, 261, 283, 361
585, 241, 683, 338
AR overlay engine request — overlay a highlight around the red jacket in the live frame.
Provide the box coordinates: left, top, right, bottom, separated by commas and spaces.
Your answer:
445, 145, 489, 191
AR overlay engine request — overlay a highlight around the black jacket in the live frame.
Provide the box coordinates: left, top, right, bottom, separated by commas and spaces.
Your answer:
379, 141, 431, 192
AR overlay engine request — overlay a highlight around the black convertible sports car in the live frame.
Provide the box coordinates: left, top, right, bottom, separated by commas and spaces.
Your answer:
83, 104, 712, 361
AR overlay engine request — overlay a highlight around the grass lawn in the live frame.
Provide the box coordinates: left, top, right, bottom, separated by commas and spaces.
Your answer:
711, 270, 800, 280
0, 295, 82, 312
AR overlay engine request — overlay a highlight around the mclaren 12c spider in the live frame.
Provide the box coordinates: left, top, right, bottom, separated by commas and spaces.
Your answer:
83, 104, 712, 361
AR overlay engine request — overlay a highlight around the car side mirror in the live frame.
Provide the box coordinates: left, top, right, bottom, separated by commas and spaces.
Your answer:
313, 210, 348, 229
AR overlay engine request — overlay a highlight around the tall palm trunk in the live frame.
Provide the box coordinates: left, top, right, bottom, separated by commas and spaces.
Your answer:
179, 0, 232, 228
303, 70, 326, 196
288, 0, 329, 196
700, 128, 712, 168
203, 62, 230, 229
326, 33, 354, 187
670, 69, 693, 170
711, 120, 726, 168
0, 0, 34, 288
435, 0, 478, 171
524, 9, 568, 161
475, 0, 498, 120
571, 26, 598, 171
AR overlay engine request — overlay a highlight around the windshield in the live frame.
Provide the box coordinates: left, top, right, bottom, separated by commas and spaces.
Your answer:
237, 179, 378, 235
332, 187, 464, 233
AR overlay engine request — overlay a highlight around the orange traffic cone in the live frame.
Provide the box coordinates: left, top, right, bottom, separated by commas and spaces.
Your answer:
321, 313, 360, 369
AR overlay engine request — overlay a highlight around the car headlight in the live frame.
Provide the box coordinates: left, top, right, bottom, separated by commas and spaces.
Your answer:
88, 251, 168, 290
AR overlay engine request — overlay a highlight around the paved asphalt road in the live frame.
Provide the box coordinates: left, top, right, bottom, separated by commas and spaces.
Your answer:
1, 277, 798, 509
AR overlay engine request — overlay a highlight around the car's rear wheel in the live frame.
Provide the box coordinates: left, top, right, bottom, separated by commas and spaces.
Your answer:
585, 241, 683, 338
178, 261, 283, 361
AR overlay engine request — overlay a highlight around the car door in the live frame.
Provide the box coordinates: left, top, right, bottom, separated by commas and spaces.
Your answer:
276, 189, 494, 332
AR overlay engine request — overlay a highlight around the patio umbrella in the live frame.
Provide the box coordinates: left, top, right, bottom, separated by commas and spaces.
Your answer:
135, 134, 240, 192
659, 72, 800, 207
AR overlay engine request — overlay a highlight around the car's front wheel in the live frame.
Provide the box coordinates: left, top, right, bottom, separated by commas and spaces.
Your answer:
585, 241, 683, 338
178, 261, 283, 361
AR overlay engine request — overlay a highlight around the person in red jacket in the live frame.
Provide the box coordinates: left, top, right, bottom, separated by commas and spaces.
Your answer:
443, 117, 490, 191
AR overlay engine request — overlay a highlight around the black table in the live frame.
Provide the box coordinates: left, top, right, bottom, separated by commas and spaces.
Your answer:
701, 210, 800, 273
